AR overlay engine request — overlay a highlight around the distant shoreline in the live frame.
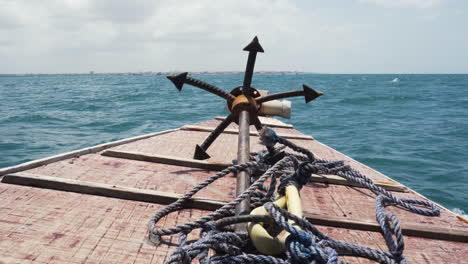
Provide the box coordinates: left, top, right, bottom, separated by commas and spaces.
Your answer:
1, 72, 467, 77
0, 71, 311, 77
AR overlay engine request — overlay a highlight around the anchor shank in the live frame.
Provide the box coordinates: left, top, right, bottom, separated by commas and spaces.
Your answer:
235, 110, 251, 233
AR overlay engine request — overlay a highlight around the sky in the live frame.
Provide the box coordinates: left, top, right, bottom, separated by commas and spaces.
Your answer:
0, 0, 467, 74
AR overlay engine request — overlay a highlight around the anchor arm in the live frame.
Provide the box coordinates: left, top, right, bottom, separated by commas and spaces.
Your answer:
256, 84, 324, 104
167, 72, 235, 101
193, 113, 235, 160
242, 36, 264, 94
242, 36, 264, 109
252, 115, 264, 131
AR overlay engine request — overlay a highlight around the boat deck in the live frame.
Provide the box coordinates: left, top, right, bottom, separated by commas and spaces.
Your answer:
0, 117, 466, 263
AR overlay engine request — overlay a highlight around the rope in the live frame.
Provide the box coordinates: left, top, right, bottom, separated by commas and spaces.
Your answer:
147, 127, 440, 264
261, 127, 440, 263
148, 161, 257, 243
148, 157, 293, 244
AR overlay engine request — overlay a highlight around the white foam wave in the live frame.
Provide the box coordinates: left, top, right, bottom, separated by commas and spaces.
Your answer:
391, 78, 400, 83
451, 208, 468, 218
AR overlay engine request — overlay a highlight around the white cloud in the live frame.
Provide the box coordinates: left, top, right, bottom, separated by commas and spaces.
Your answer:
0, 0, 465, 73
359, 0, 443, 8
0, 0, 314, 73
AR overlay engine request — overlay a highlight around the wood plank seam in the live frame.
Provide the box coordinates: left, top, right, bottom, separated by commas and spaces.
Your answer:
101, 150, 231, 171
215, 116, 294, 128
102, 150, 406, 192
1, 172, 225, 211
312, 139, 463, 220
2, 172, 466, 243
181, 125, 314, 140
307, 174, 407, 192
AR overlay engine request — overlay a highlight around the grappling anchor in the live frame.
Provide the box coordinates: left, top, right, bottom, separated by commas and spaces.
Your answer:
167, 36, 324, 160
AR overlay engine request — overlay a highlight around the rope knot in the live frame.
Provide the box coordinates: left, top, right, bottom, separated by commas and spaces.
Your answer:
292, 229, 313, 247
148, 232, 162, 245
201, 222, 218, 236
286, 230, 318, 264
259, 127, 280, 148
173, 247, 191, 264
297, 162, 314, 180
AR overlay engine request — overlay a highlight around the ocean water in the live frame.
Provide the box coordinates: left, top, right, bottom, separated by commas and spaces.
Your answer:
0, 74, 466, 214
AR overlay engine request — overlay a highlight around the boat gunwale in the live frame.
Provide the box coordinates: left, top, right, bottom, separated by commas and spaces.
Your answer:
0, 128, 179, 177
0, 119, 464, 228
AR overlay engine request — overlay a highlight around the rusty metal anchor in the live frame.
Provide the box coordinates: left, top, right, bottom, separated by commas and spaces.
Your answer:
167, 36, 323, 160
167, 36, 323, 226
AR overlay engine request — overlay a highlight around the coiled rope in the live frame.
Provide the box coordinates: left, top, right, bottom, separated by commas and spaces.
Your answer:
147, 127, 440, 263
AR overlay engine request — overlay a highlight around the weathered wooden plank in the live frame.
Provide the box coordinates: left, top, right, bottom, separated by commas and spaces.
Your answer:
1, 172, 225, 211
102, 150, 231, 170
292, 138, 463, 223
304, 212, 468, 243
3, 172, 466, 243
0, 128, 179, 177
181, 125, 314, 140
308, 174, 407, 192
215, 116, 294, 128
102, 149, 406, 192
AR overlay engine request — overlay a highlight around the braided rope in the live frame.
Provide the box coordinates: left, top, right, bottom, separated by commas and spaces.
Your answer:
266, 203, 395, 264
210, 254, 289, 264
148, 162, 257, 243
147, 127, 441, 264
261, 127, 440, 263
148, 157, 293, 244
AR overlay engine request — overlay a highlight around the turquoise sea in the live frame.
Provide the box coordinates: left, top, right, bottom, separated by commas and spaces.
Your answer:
0, 74, 466, 213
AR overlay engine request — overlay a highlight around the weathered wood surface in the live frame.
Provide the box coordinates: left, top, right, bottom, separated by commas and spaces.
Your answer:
3, 172, 466, 243
2, 172, 225, 211
180, 124, 314, 140
0, 184, 465, 264
198, 118, 301, 136
215, 115, 294, 128
307, 173, 407, 192
0, 183, 208, 264
16, 120, 468, 230
0, 128, 178, 177
24, 153, 235, 202
102, 150, 231, 171
303, 212, 468, 243
0, 118, 467, 263
102, 149, 407, 192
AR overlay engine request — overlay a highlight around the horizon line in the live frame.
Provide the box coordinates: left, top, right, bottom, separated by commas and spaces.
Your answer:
1, 71, 467, 76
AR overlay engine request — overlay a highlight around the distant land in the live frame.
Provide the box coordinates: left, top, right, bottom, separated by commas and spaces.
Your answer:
0, 71, 318, 77
0, 71, 315, 76
1, 71, 466, 76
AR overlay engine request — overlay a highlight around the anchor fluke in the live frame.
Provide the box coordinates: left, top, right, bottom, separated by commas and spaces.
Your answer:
167, 72, 188, 91
194, 144, 211, 160
242, 36, 264, 99
168, 72, 234, 101
256, 86, 324, 104
243, 36, 264, 53
303, 84, 324, 103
